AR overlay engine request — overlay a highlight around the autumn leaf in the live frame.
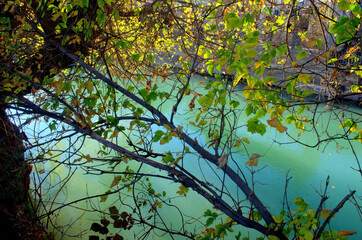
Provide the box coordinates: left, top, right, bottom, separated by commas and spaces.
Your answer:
267, 118, 278, 128
110, 130, 119, 138
85, 154, 93, 163
246, 153, 260, 166
110, 176, 122, 188
320, 208, 333, 220
276, 126, 288, 133
176, 184, 189, 196
339, 230, 357, 236
100, 190, 111, 202
246, 158, 258, 167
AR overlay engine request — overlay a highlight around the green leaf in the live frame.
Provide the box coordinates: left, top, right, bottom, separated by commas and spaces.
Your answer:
106, 115, 119, 126
296, 51, 307, 61
351, 85, 361, 93
100, 190, 112, 202
96, 9, 106, 25
198, 92, 215, 108
104, 0, 113, 5
225, 13, 242, 30
204, 50, 211, 59
294, 197, 309, 213
98, 0, 105, 9
247, 117, 266, 135
277, 44, 288, 54
338, 1, 350, 11
245, 104, 254, 116
176, 184, 189, 196
153, 130, 164, 142
229, 100, 240, 109
302, 90, 314, 97
316, 39, 323, 49
255, 108, 266, 118
132, 53, 141, 63
298, 74, 311, 84
162, 152, 174, 164
339, 119, 358, 132
286, 80, 296, 94
206, 60, 215, 75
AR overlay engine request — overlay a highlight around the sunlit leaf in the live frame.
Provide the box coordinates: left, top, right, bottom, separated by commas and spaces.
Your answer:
176, 184, 189, 196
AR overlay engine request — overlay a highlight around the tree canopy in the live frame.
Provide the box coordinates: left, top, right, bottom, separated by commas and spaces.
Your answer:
0, 0, 361, 239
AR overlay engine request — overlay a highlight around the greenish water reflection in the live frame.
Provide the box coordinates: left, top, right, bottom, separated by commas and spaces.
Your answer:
30, 74, 361, 239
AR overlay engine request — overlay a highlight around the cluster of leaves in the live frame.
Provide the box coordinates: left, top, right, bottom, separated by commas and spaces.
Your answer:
195, 209, 236, 240
89, 206, 134, 240
269, 198, 356, 240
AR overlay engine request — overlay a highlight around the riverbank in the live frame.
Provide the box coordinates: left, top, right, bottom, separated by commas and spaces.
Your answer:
154, 46, 362, 104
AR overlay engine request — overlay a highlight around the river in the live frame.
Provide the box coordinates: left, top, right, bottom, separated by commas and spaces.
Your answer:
28, 74, 361, 239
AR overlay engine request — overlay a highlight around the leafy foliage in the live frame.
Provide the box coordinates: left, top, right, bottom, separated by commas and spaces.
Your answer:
0, 0, 361, 239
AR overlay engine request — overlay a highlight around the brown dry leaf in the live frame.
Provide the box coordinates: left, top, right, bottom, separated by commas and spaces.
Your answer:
267, 118, 278, 128
339, 230, 357, 236
276, 126, 288, 133
291, 62, 298, 67
85, 154, 93, 163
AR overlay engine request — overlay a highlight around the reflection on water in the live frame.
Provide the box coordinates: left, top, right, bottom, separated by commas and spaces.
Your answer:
29, 74, 361, 239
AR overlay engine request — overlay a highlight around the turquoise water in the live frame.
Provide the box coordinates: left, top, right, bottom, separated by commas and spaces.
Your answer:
27, 74, 361, 239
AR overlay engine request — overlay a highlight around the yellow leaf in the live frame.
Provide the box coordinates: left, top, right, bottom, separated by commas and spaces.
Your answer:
254, 61, 263, 69
233, 75, 242, 87
246, 154, 260, 166
291, 62, 298, 67
3, 83, 13, 88
246, 158, 258, 166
